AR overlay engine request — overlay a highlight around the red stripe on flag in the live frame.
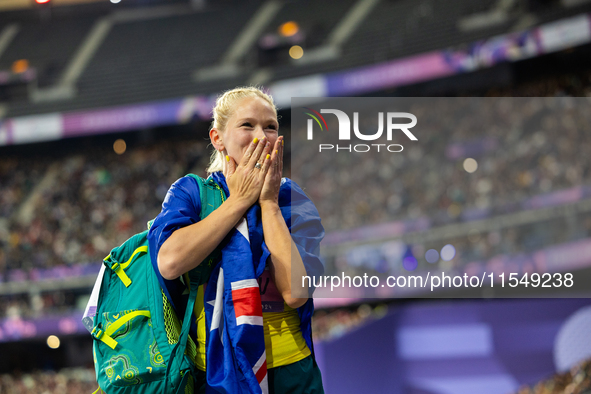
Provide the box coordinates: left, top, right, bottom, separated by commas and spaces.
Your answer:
232, 287, 262, 318
255, 360, 267, 384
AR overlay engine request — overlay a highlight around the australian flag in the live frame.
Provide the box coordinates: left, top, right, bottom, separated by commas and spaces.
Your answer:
204, 187, 270, 393
204, 172, 324, 393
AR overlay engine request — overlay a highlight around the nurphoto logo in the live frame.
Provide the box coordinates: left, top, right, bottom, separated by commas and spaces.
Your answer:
303, 107, 418, 153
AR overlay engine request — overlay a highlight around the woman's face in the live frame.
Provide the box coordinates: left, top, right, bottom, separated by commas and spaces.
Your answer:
217, 96, 279, 165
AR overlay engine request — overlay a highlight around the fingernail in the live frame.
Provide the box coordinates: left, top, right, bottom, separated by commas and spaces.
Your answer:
282, 139, 284, 146
253, 138, 258, 144
266, 154, 270, 160
226, 155, 230, 162
275, 150, 278, 154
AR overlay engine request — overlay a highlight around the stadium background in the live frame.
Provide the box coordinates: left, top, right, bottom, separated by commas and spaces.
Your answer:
1, 0, 591, 392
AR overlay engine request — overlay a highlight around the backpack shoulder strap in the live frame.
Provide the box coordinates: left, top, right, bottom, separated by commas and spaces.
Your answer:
182, 174, 225, 286
184, 174, 225, 219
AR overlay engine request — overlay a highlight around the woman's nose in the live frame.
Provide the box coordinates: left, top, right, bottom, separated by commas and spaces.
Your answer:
254, 127, 266, 140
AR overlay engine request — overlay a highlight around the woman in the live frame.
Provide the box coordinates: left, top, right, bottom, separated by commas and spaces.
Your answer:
148, 87, 325, 393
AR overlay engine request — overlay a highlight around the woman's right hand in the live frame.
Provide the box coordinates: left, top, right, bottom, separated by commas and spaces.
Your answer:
225, 137, 272, 211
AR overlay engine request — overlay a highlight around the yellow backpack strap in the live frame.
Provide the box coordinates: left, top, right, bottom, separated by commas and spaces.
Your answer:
91, 326, 117, 350
120, 245, 148, 270
110, 262, 131, 287
92, 311, 151, 350
103, 245, 147, 287
92, 386, 103, 394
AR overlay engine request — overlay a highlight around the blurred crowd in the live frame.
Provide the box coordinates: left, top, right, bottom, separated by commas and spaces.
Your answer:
516, 357, 591, 394
326, 210, 591, 278
312, 303, 388, 343
488, 70, 591, 98
0, 74, 588, 281
0, 138, 211, 282
0, 368, 96, 394
0, 290, 78, 320
0, 73, 589, 313
292, 95, 591, 233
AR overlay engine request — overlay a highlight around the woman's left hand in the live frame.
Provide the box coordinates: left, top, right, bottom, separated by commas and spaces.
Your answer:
259, 136, 283, 207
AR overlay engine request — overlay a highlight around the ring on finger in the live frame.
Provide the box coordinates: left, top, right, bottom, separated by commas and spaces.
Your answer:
255, 162, 262, 170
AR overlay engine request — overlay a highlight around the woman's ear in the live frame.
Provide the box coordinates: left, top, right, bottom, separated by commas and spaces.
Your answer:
209, 128, 224, 152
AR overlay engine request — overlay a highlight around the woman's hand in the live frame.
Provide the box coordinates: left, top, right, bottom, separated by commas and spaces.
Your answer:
225, 137, 272, 210
257, 136, 309, 308
259, 136, 283, 207
158, 138, 271, 280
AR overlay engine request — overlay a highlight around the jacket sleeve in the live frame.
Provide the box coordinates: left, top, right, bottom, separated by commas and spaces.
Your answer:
147, 176, 202, 310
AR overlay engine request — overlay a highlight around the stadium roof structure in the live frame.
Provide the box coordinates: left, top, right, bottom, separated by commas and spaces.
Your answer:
0, 0, 189, 12
0, 0, 590, 145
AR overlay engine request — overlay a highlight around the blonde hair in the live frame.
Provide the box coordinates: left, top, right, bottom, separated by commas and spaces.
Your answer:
206, 86, 277, 174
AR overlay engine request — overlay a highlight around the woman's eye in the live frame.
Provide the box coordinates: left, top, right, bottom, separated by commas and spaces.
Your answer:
242, 122, 252, 127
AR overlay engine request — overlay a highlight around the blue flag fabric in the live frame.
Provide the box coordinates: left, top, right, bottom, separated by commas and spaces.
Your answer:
204, 172, 324, 394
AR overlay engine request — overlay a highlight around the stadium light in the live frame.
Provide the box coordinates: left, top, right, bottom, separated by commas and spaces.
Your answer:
110, 0, 122, 3
441, 244, 456, 261
279, 21, 299, 37
113, 139, 127, 154
12, 59, 29, 74
35, 0, 51, 4
463, 158, 478, 173
289, 45, 303, 60
47, 335, 60, 349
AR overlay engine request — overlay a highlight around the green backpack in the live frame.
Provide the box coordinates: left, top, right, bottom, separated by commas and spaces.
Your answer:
88, 174, 225, 393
